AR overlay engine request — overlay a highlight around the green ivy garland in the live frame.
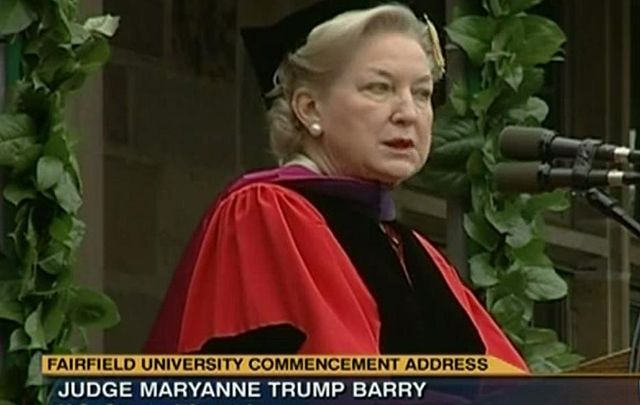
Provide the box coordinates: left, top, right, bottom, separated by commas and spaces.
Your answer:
0, 1, 119, 403
415, 0, 584, 372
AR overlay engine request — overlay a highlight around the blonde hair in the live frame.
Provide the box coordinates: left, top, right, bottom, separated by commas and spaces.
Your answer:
266, 3, 444, 162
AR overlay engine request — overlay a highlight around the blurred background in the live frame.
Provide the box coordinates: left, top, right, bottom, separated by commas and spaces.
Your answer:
17, 0, 639, 365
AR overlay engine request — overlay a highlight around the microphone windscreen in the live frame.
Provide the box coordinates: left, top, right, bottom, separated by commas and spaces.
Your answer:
499, 126, 555, 160
494, 162, 543, 192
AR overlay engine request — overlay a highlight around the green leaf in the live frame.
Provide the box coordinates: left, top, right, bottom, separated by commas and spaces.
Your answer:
505, 227, 532, 248
59, 71, 88, 92
449, 81, 468, 116
547, 352, 584, 370
529, 358, 562, 373
516, 16, 566, 66
445, 16, 498, 66
524, 341, 567, 361
44, 294, 67, 343
69, 287, 120, 328
69, 151, 83, 193
493, 68, 544, 114
524, 266, 568, 300
524, 189, 570, 215
3, 181, 37, 206
483, 0, 509, 17
471, 180, 490, 213
39, 250, 66, 275
471, 85, 502, 118
25, 305, 47, 350
0, 278, 21, 298
524, 327, 558, 345
67, 217, 86, 251
49, 214, 72, 242
76, 35, 110, 73
464, 212, 499, 250
43, 134, 71, 164
431, 135, 484, 170
26, 353, 43, 387
501, 265, 528, 296
34, 46, 75, 86
469, 253, 498, 287
83, 15, 120, 37
491, 294, 526, 330
69, 22, 90, 44
411, 168, 469, 197
9, 328, 30, 352
0, 300, 23, 323
0, 114, 36, 137
501, 64, 524, 91
53, 171, 82, 213
510, 0, 545, 14
491, 16, 524, 57
0, 0, 36, 36
507, 97, 549, 124
466, 150, 487, 179
485, 203, 533, 248
36, 156, 65, 190
0, 114, 39, 169
26, 208, 38, 251
511, 239, 554, 267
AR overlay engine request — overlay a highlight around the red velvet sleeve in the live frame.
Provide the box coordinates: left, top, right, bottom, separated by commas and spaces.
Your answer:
147, 182, 381, 354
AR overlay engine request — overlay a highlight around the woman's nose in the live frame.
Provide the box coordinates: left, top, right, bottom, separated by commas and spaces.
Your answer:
391, 91, 418, 124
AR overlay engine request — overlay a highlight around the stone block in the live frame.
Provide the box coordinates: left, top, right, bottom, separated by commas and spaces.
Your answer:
154, 164, 233, 278
104, 289, 161, 353
104, 63, 130, 145
130, 66, 237, 170
171, 0, 236, 81
104, 155, 160, 277
104, 0, 164, 57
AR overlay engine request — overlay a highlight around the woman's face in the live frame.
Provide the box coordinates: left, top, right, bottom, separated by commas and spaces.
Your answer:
314, 32, 434, 185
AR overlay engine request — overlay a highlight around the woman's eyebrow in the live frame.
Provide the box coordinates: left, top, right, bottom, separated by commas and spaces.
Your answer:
414, 74, 433, 84
366, 68, 394, 79
366, 68, 432, 84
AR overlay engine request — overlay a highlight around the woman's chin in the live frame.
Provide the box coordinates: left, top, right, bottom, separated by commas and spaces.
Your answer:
366, 161, 421, 185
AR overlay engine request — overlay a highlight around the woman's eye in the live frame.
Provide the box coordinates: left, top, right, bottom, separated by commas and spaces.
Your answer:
366, 82, 392, 94
413, 89, 432, 102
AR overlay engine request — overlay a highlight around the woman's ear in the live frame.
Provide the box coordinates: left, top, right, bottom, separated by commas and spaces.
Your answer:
291, 87, 323, 136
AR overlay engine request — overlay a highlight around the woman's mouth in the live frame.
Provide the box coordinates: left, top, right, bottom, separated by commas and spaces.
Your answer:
383, 139, 415, 149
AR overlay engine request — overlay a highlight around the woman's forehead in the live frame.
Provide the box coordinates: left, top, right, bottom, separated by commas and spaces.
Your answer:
343, 33, 432, 76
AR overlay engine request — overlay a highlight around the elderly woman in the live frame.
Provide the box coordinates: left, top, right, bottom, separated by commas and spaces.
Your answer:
145, 4, 527, 371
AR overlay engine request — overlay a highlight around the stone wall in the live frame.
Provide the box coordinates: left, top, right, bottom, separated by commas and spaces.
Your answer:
100, 0, 327, 353
103, 0, 241, 352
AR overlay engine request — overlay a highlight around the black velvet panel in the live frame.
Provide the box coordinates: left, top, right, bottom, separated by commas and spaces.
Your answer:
199, 324, 305, 354
296, 189, 485, 355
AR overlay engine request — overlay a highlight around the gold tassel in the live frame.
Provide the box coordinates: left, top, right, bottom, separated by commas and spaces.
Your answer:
423, 14, 445, 79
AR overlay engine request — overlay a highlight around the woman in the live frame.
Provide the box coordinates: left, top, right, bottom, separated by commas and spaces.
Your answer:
145, 3, 527, 371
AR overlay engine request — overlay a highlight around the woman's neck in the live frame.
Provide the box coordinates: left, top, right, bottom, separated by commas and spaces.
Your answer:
283, 153, 325, 174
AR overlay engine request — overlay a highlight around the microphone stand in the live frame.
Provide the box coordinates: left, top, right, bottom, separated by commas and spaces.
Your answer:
570, 139, 640, 371
581, 189, 640, 372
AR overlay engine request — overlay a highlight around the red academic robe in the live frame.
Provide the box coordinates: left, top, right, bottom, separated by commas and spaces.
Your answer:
145, 168, 528, 372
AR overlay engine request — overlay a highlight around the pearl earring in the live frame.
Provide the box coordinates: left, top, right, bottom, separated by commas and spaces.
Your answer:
309, 123, 323, 137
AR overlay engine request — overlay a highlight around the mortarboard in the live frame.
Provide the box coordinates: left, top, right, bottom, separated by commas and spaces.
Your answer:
240, 0, 446, 100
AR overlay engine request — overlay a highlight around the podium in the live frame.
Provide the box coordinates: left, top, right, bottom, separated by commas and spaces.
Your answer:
568, 348, 631, 373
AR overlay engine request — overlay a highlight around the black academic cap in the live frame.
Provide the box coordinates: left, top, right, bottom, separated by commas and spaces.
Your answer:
241, 0, 445, 98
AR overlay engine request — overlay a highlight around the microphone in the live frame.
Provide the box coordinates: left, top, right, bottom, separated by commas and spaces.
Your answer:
494, 162, 640, 193
499, 126, 640, 164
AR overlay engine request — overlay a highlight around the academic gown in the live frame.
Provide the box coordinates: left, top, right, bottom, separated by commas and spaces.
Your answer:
144, 165, 528, 372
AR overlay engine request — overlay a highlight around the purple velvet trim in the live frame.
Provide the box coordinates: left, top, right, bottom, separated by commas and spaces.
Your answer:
227, 165, 396, 221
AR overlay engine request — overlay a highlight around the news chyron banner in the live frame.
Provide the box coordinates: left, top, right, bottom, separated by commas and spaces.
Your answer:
42, 354, 638, 404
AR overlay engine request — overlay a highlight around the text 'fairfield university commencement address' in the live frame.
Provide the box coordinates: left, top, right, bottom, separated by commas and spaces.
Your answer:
43, 355, 525, 376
